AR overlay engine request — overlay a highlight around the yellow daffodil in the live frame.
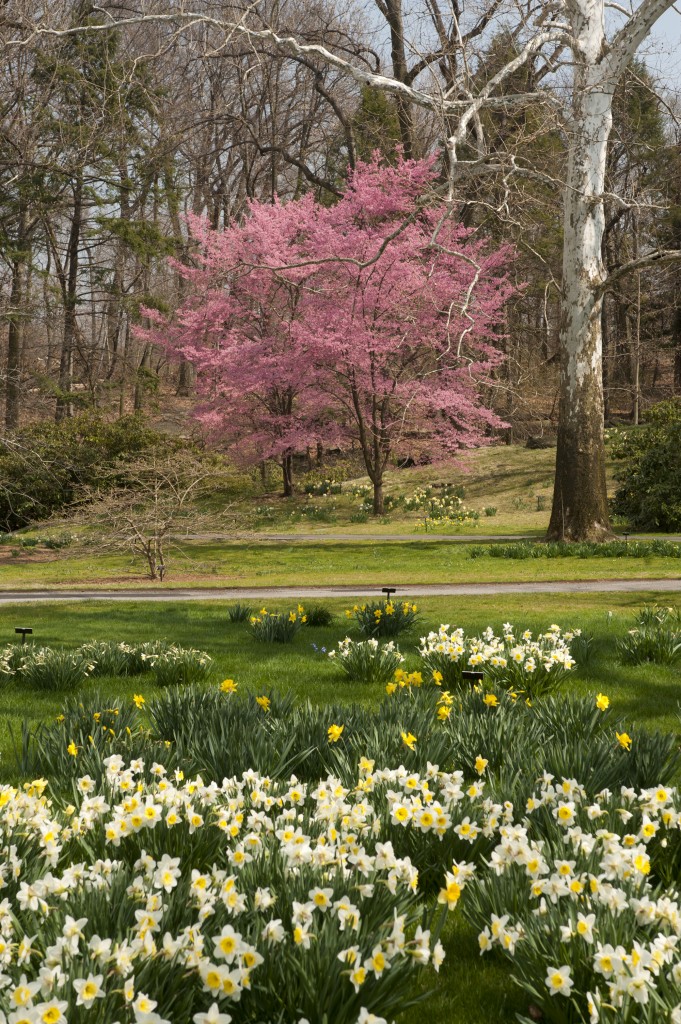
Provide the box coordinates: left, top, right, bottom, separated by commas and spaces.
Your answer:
67, 741, 78, 757
132, 694, 145, 708
432, 670, 443, 685
596, 693, 610, 711
327, 724, 344, 743
475, 755, 489, 775
220, 679, 237, 694
385, 682, 397, 695
616, 731, 632, 751
401, 731, 417, 751
256, 696, 271, 712
483, 694, 499, 708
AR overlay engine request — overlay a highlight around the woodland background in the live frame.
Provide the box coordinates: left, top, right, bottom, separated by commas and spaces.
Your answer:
1, 0, 680, 443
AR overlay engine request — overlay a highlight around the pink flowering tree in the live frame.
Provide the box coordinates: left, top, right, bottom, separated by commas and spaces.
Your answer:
307, 157, 516, 513
144, 156, 517, 510
142, 198, 339, 496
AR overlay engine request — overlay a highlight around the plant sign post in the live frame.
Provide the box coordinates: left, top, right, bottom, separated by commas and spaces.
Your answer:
14, 627, 32, 645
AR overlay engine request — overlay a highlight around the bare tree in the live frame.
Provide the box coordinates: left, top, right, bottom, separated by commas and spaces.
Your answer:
73, 450, 231, 580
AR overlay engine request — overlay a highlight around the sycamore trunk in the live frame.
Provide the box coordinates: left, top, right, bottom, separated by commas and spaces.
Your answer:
548, 57, 614, 541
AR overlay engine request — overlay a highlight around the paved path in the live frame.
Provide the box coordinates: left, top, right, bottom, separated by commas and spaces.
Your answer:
174, 532, 681, 544
0, 579, 679, 604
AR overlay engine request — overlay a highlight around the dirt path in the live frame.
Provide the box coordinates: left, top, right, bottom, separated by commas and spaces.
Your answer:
0, 579, 679, 603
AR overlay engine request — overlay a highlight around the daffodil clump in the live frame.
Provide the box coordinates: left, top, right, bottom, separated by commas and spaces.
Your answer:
8, 680, 681, 1023
0, 646, 95, 691
328, 638, 405, 685
0, 640, 211, 691
0, 759, 460, 1024
142, 646, 213, 688
419, 623, 577, 696
249, 606, 307, 643
345, 601, 418, 639
404, 485, 479, 523
616, 605, 681, 666
463, 770, 681, 1023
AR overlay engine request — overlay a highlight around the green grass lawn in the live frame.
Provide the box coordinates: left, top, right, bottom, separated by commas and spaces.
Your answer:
1, 537, 679, 588
2, 592, 679, 767
1, 591, 680, 1024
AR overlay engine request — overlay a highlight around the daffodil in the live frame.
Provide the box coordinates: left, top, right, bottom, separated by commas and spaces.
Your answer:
327, 723, 344, 743
616, 731, 632, 751
401, 731, 417, 751
133, 694, 145, 708
596, 692, 610, 711
220, 679, 237, 694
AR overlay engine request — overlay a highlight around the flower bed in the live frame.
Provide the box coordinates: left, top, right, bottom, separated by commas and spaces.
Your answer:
5, 634, 681, 1024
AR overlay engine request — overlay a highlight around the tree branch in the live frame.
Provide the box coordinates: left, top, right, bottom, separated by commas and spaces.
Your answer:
597, 248, 681, 295
607, 0, 676, 77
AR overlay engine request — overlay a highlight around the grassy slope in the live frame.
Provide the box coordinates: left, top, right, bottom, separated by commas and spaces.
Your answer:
1, 592, 680, 1024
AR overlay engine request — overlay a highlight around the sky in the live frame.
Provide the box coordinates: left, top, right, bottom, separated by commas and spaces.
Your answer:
637, 6, 681, 86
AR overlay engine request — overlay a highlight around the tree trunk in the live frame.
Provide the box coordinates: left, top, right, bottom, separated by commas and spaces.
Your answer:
373, 477, 384, 516
548, 46, 614, 542
5, 201, 29, 430
282, 455, 294, 497
56, 171, 83, 422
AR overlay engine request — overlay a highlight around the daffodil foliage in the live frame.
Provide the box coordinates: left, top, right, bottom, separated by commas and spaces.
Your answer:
8, 674, 681, 1024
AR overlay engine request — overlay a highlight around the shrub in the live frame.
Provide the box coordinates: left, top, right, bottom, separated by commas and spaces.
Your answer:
0, 414, 175, 531
328, 637, 405, 684
250, 606, 307, 642
345, 599, 419, 638
227, 602, 254, 623
484, 506, 497, 517
610, 398, 681, 531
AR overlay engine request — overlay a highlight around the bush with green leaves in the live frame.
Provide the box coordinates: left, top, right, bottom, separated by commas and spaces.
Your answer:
249, 605, 307, 642
616, 605, 681, 665
0, 413, 175, 531
610, 398, 681, 531
328, 636, 405, 685
345, 599, 419, 638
